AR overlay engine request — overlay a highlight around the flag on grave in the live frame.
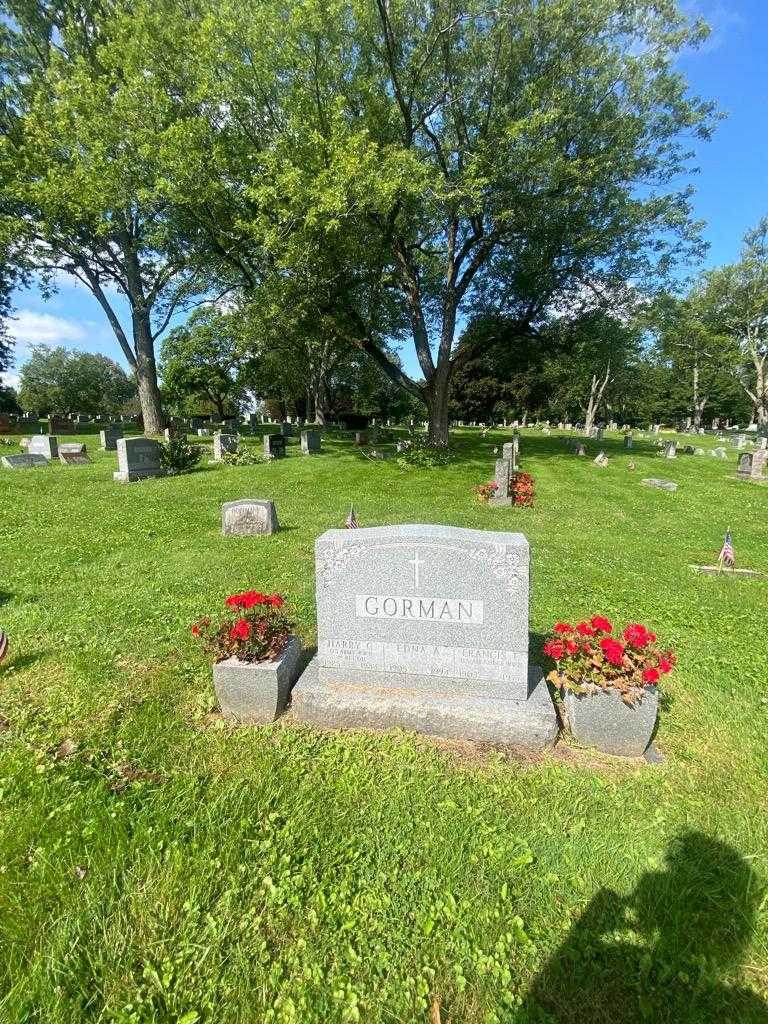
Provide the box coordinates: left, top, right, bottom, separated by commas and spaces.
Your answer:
345, 504, 359, 529
718, 529, 735, 568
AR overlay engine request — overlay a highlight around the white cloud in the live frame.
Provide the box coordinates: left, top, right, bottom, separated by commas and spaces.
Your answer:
8, 310, 87, 350
0, 372, 20, 390
683, 1, 745, 55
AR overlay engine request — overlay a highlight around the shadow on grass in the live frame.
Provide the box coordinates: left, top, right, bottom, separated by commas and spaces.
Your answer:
519, 831, 768, 1023
0, 590, 12, 606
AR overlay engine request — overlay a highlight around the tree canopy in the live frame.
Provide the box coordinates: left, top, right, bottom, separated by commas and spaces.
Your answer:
17, 345, 135, 416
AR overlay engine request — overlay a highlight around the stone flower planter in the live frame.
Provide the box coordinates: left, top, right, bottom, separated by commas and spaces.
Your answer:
213, 636, 301, 724
562, 684, 659, 757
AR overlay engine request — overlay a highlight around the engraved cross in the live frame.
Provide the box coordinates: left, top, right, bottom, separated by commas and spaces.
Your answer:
408, 550, 423, 589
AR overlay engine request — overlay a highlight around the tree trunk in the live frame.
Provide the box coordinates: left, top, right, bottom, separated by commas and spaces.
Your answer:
584, 363, 611, 437
426, 370, 451, 446
133, 312, 165, 435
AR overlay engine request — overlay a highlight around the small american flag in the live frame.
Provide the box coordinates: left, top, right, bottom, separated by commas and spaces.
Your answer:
0, 629, 7, 664
718, 529, 735, 568
345, 504, 359, 529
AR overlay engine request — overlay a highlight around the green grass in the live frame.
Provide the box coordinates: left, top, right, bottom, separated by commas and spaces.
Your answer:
1, 427, 766, 1024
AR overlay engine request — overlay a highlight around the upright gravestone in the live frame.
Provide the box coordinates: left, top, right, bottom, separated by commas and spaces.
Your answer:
737, 450, 767, 481
624, 434, 633, 450
291, 525, 557, 749
264, 434, 287, 459
221, 498, 279, 536
301, 429, 322, 454
663, 440, 677, 459
28, 435, 58, 460
213, 432, 238, 461
594, 451, 608, 467
355, 431, 369, 446
489, 459, 513, 507
100, 427, 123, 451
280, 422, 293, 437
113, 437, 166, 483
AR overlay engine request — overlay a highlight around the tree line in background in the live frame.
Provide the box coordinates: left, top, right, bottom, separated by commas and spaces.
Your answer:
0, 0, 766, 435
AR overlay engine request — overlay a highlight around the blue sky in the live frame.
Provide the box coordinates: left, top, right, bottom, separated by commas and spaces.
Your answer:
3, 0, 766, 388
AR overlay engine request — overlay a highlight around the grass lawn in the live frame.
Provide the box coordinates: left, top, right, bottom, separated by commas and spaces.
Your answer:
1, 426, 767, 1024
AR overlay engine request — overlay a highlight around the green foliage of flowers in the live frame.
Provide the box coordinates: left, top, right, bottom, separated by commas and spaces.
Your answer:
395, 436, 452, 469
222, 446, 267, 466
159, 437, 203, 475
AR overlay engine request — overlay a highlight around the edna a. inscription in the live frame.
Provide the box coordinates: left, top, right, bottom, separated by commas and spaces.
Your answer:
355, 595, 483, 624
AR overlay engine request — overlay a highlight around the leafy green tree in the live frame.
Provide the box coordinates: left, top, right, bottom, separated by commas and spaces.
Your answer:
655, 289, 740, 429
0, 0, 206, 433
17, 345, 136, 416
160, 308, 247, 419
167, 0, 716, 444
699, 218, 768, 427
450, 315, 553, 423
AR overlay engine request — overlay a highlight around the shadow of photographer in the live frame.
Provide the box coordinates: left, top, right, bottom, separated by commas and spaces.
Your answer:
518, 831, 768, 1023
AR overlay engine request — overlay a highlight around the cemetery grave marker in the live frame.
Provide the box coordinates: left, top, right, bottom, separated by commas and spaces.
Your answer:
264, 434, 287, 459
291, 524, 558, 749
100, 427, 123, 450
642, 478, 678, 492
59, 442, 91, 465
221, 498, 279, 535
28, 435, 58, 460
1, 454, 49, 470
280, 422, 294, 437
301, 429, 322, 454
113, 437, 166, 482
213, 432, 239, 461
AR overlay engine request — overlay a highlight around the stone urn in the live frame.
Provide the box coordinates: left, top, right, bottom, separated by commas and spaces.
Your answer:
561, 684, 659, 757
213, 636, 301, 724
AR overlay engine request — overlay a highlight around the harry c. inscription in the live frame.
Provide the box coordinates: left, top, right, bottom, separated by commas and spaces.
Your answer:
291, 524, 557, 748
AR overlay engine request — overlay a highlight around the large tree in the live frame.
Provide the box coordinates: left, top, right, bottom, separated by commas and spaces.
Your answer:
17, 345, 136, 416
656, 289, 737, 429
701, 218, 768, 427
164, 0, 716, 444
160, 308, 248, 419
0, 0, 206, 434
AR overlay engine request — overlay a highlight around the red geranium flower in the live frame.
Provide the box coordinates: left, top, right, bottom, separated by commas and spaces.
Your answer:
225, 593, 246, 608
599, 637, 625, 665
623, 623, 651, 647
553, 623, 573, 634
191, 624, 201, 636
591, 615, 613, 633
576, 622, 596, 636
643, 667, 660, 684
229, 619, 251, 641
565, 639, 579, 655
269, 594, 284, 608
543, 640, 565, 660
659, 657, 674, 674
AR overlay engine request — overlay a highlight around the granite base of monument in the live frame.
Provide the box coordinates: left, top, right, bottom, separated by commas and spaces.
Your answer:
291, 661, 557, 750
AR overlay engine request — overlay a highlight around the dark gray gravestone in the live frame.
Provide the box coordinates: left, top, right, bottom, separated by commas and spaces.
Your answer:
301, 430, 322, 454
221, 498, 279, 535
113, 437, 166, 482
264, 434, 286, 459
2, 454, 49, 469
100, 427, 123, 450
60, 452, 91, 465
213, 432, 238, 461
280, 422, 293, 437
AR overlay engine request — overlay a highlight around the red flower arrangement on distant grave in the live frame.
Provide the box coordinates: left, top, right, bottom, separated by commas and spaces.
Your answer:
475, 481, 499, 502
543, 616, 675, 705
511, 471, 535, 508
191, 590, 292, 663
